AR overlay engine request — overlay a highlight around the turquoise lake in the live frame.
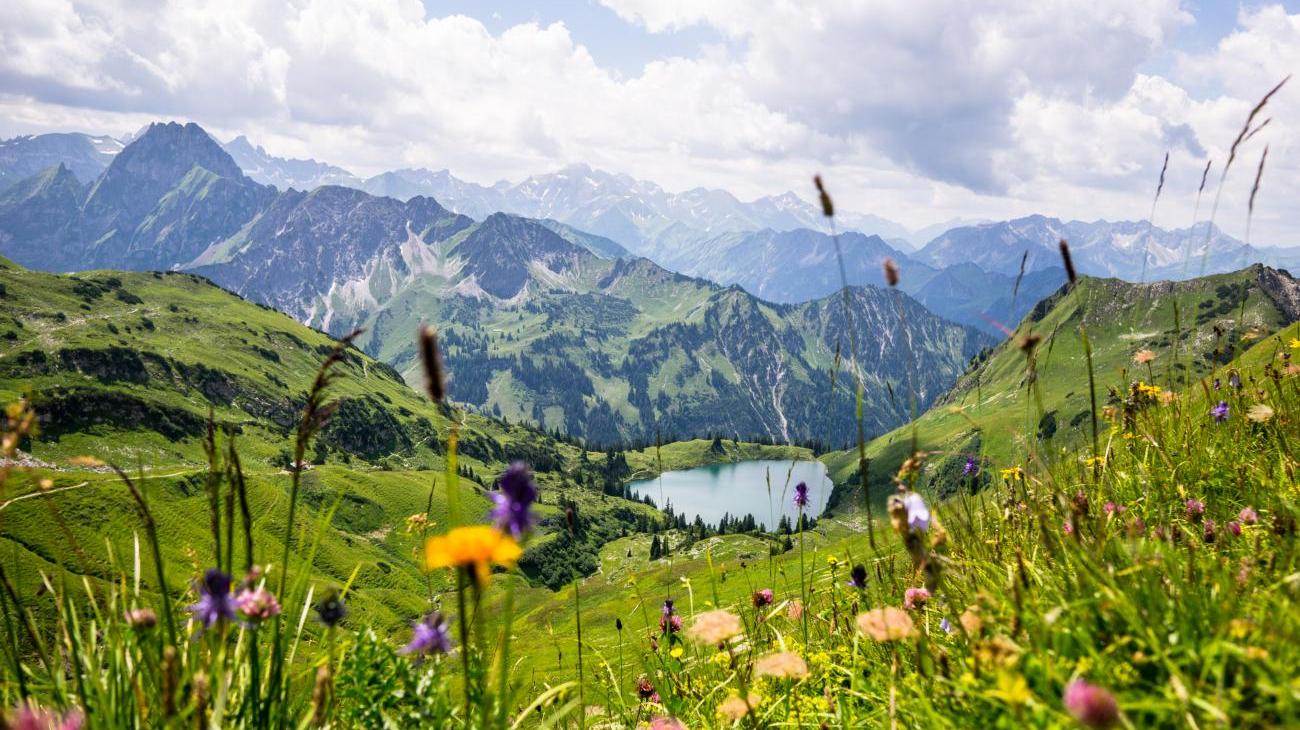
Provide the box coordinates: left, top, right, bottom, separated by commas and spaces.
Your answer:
626, 459, 832, 529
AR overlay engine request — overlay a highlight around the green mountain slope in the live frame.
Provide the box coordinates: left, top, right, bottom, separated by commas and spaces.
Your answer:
823, 264, 1300, 507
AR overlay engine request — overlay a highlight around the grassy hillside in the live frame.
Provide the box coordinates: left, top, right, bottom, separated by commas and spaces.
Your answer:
822, 265, 1300, 508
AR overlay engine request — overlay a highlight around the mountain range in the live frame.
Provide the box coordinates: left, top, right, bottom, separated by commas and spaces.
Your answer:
0, 122, 992, 443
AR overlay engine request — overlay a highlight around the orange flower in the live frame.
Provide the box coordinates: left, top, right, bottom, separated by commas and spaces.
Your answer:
424, 525, 521, 585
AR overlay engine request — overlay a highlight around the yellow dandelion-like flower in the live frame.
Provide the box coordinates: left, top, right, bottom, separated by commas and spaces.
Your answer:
1289, 337, 1300, 349
1084, 456, 1106, 469
1246, 404, 1275, 423
686, 610, 742, 645
754, 651, 809, 680
669, 646, 684, 659
424, 525, 521, 586
999, 466, 1024, 481
856, 607, 915, 642
1136, 382, 1162, 398
826, 555, 840, 567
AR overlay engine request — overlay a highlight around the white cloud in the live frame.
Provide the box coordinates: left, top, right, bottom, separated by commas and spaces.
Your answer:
0, 0, 1295, 244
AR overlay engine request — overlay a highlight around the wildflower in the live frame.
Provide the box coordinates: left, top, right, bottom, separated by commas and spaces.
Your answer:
1228, 521, 1242, 537
1185, 499, 1205, 522
649, 718, 686, 730
636, 675, 655, 700
903, 492, 930, 532
424, 525, 522, 586
6, 703, 84, 730
1238, 507, 1258, 524
1211, 401, 1229, 422
314, 590, 347, 628
793, 482, 809, 508
847, 564, 868, 590
963, 457, 979, 477
903, 587, 930, 610
235, 586, 281, 624
1203, 519, 1216, 543
754, 651, 809, 679
856, 607, 915, 641
752, 589, 774, 608
1213, 377, 1221, 390
1063, 679, 1120, 728
490, 462, 538, 537
1133, 349, 1155, 365
1229, 372, 1242, 390
404, 512, 429, 534
718, 693, 761, 721
1127, 517, 1146, 538
1000, 466, 1024, 481
787, 600, 804, 621
1085, 455, 1106, 470
669, 646, 684, 659
1246, 404, 1274, 423
686, 610, 742, 645
125, 608, 157, 630
1103, 501, 1125, 516
1290, 338, 1300, 349
826, 554, 839, 567
710, 649, 730, 667
1136, 382, 1162, 398
959, 607, 984, 635
399, 612, 452, 657
1063, 521, 1074, 536
940, 617, 955, 634
189, 569, 235, 630
660, 600, 681, 634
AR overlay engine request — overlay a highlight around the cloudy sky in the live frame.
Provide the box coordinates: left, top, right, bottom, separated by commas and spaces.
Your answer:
1, 0, 1297, 244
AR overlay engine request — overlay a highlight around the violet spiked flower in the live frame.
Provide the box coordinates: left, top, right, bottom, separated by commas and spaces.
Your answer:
1063, 679, 1120, 728
188, 569, 235, 630
400, 612, 452, 657
490, 462, 538, 537
659, 599, 681, 634
962, 457, 979, 477
793, 482, 809, 508
314, 590, 347, 628
1211, 401, 1229, 422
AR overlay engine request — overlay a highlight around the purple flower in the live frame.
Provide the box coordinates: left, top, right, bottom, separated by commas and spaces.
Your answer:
793, 482, 809, 508
903, 492, 930, 532
1063, 679, 1120, 728
847, 564, 868, 590
659, 600, 680, 634
400, 612, 452, 657
1203, 519, 1216, 543
1185, 498, 1205, 521
1211, 401, 1229, 422
188, 569, 235, 630
7, 703, 84, 730
490, 462, 538, 538
314, 590, 347, 628
903, 587, 930, 610
1213, 378, 1221, 390
940, 617, 955, 634
235, 587, 281, 624
1238, 507, 1258, 524
1229, 373, 1242, 390
752, 589, 774, 608
1227, 521, 1242, 537
962, 457, 979, 477
125, 608, 157, 630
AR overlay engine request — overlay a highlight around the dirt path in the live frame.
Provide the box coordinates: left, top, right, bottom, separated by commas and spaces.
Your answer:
0, 468, 198, 512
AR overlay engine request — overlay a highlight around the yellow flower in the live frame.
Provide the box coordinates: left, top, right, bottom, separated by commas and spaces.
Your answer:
669, 646, 684, 659
754, 651, 809, 679
424, 525, 521, 586
710, 650, 731, 667
1289, 337, 1300, 349
826, 555, 840, 567
1084, 455, 1106, 469
1136, 382, 1162, 398
999, 466, 1024, 481
856, 607, 915, 642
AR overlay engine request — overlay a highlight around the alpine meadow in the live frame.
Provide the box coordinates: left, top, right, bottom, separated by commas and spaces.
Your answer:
2, 3, 1300, 729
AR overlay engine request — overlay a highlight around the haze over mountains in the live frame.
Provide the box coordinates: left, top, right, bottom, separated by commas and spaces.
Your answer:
2, 121, 1297, 442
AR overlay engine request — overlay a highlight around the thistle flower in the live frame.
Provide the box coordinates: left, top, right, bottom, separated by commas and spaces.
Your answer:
754, 651, 809, 679
188, 569, 235, 630
1238, 507, 1258, 524
400, 612, 452, 657
1063, 679, 1120, 728
636, 675, 655, 700
659, 600, 681, 634
490, 462, 538, 537
424, 525, 522, 587
752, 589, 774, 608
314, 590, 347, 628
793, 482, 809, 508
235, 586, 281, 624
1185, 499, 1205, 521
847, 564, 868, 590
686, 610, 742, 645
1211, 401, 1229, 422
903, 587, 930, 610
125, 608, 157, 630
856, 607, 915, 642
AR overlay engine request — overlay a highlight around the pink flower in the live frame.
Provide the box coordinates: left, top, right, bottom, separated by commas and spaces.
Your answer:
752, 589, 774, 608
1185, 499, 1205, 521
1103, 501, 1125, 515
1238, 507, 1258, 525
1063, 521, 1074, 535
235, 587, 281, 623
1063, 679, 1120, 728
7, 704, 84, 730
649, 718, 686, 730
1228, 521, 1242, 537
903, 587, 930, 610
